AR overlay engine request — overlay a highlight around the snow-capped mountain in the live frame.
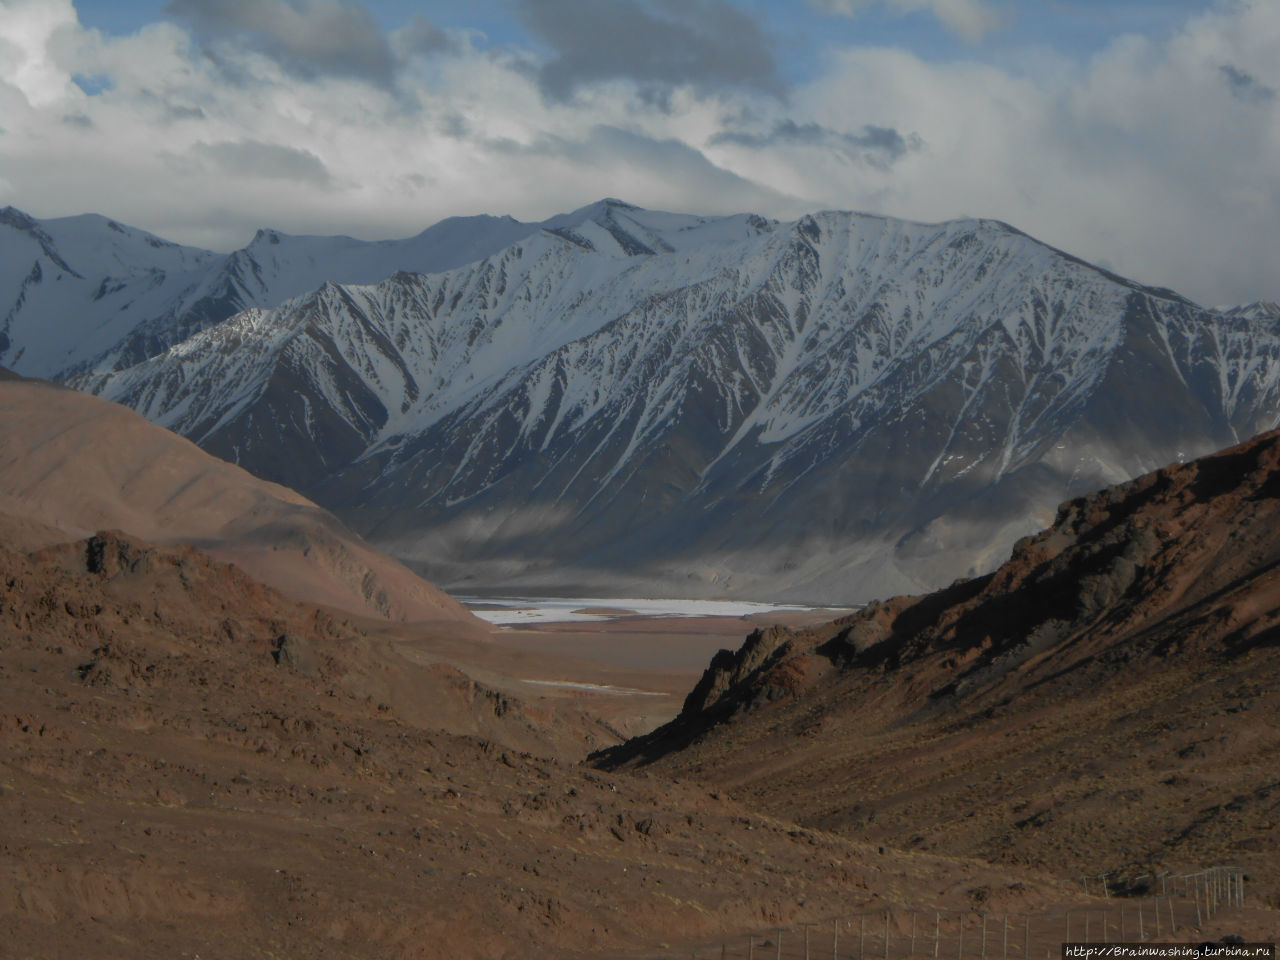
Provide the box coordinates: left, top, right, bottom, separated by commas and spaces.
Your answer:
0, 203, 553, 379
8, 200, 1280, 601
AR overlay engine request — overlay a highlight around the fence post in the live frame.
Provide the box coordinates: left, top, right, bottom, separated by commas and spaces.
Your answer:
749, 935, 754, 960
806, 924, 811, 960
1101, 876, 1110, 900
912, 912, 917, 957
861, 915, 866, 959
1023, 918, 1029, 959
958, 916, 963, 959
777, 928, 783, 960
934, 913, 940, 960
1137, 900, 1144, 941
885, 910, 890, 960
1193, 879, 1201, 928
1168, 896, 1176, 935
1002, 915, 1008, 960
1064, 911, 1070, 944
981, 915, 987, 959
834, 918, 839, 960
1084, 912, 1089, 944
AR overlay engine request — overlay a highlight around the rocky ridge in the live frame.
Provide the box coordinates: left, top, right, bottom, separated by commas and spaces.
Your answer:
598, 428, 1280, 898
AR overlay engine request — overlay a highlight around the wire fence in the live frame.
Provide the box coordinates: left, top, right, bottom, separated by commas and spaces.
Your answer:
647, 866, 1247, 960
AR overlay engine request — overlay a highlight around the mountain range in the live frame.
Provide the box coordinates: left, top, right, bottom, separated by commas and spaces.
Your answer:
4, 199, 1279, 602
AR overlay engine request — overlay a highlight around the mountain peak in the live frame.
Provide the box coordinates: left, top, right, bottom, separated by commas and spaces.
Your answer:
0, 205, 39, 232
1222, 300, 1280, 321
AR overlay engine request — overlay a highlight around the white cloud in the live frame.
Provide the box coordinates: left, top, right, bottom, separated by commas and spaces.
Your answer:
807, 0, 1005, 42
0, 0, 81, 106
712, 0, 1280, 304
0, 0, 1276, 307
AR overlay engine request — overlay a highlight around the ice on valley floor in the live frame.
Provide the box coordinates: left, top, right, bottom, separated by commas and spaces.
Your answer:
458, 596, 823, 625
520, 679, 667, 696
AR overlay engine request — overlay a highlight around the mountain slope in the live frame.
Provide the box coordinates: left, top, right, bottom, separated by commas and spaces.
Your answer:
0, 203, 565, 381
72, 202, 1280, 601
0, 522, 1089, 959
597, 428, 1280, 897
0, 371, 480, 626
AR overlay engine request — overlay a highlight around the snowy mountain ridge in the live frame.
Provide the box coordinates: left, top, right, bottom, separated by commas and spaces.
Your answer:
0, 200, 647, 381
5, 199, 1279, 601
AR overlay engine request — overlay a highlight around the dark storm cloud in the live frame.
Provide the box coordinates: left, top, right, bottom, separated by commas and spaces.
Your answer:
191, 139, 332, 184
1220, 64, 1276, 104
516, 0, 783, 101
711, 120, 922, 168
166, 0, 396, 85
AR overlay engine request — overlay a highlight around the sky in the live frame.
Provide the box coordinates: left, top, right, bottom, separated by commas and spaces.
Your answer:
0, 0, 1276, 307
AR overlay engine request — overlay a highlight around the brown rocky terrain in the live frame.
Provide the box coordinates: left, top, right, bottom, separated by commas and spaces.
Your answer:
0, 524, 1082, 958
0, 370, 479, 627
6, 362, 1280, 956
599, 428, 1280, 916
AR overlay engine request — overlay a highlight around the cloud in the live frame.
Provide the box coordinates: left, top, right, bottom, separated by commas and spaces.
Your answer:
0, 0, 81, 106
484, 124, 790, 212
807, 0, 1004, 42
391, 15, 458, 58
516, 0, 783, 100
190, 139, 331, 184
1220, 64, 1275, 104
165, 0, 396, 85
1, 0, 1278, 312
710, 119, 923, 169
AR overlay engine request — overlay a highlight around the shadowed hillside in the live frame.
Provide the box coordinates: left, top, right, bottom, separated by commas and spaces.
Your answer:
598, 429, 1280, 904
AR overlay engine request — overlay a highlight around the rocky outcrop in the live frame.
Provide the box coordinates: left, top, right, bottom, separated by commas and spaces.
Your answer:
596, 429, 1280, 894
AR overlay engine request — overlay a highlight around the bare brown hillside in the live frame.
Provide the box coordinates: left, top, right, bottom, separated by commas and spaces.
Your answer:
0, 526, 1079, 959
0, 372, 479, 627
599, 428, 1280, 907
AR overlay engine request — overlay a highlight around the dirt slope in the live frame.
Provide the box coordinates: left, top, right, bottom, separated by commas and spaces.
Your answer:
599, 428, 1280, 904
0, 528, 1075, 959
0, 372, 480, 627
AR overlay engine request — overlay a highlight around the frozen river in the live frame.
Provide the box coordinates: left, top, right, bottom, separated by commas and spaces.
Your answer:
458, 595, 832, 626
